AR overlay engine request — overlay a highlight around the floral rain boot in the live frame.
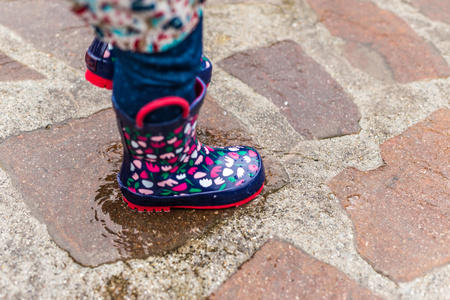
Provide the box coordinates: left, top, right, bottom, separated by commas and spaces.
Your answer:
85, 38, 212, 90
113, 78, 265, 212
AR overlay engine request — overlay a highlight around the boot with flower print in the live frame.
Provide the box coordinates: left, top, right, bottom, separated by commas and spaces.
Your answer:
114, 78, 265, 212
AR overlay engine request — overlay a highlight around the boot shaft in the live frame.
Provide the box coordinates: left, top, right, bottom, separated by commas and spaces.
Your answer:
113, 78, 206, 180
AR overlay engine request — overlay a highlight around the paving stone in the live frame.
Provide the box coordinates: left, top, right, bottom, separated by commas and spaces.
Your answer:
0, 0, 92, 70
0, 51, 45, 81
219, 40, 361, 140
410, 0, 450, 24
306, 0, 450, 83
0, 96, 285, 267
210, 239, 381, 299
329, 108, 450, 282
343, 42, 395, 83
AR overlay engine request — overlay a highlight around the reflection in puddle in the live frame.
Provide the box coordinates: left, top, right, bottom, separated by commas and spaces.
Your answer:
91, 122, 289, 260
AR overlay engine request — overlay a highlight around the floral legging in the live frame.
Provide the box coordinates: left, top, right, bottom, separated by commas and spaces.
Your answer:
70, 0, 204, 53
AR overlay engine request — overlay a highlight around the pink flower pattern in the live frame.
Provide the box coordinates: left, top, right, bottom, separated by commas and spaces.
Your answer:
121, 114, 261, 197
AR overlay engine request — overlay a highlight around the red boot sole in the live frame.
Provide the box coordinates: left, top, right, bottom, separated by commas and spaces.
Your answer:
122, 184, 264, 212
85, 69, 113, 90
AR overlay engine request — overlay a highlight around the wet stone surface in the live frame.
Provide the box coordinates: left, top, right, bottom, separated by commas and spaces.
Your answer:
329, 109, 450, 282
0, 96, 287, 267
0, 0, 92, 70
306, 0, 450, 83
0, 51, 45, 82
219, 40, 361, 140
210, 239, 382, 299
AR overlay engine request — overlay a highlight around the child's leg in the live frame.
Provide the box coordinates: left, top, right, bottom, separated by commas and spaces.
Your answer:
112, 18, 202, 123
70, 1, 265, 211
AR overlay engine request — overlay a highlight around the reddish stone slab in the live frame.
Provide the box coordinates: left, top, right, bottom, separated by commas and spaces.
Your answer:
219, 40, 361, 140
0, 51, 45, 81
307, 0, 450, 83
0, 0, 92, 70
410, 0, 450, 24
329, 109, 450, 282
210, 240, 381, 300
0, 96, 285, 267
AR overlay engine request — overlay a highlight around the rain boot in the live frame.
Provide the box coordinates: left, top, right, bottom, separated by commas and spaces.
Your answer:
113, 78, 265, 212
85, 38, 212, 90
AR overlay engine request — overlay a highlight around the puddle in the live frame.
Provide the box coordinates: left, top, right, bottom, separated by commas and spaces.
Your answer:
92, 141, 235, 260
0, 100, 289, 267
91, 129, 288, 261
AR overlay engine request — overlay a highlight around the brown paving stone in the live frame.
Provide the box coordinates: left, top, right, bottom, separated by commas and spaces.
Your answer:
0, 96, 286, 266
307, 0, 450, 83
0, 0, 92, 70
329, 108, 450, 282
219, 40, 361, 140
410, 0, 450, 25
210, 239, 381, 300
0, 51, 45, 81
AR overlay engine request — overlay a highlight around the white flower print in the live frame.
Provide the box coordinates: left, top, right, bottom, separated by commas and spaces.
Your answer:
243, 156, 251, 163
224, 156, 234, 168
237, 167, 245, 178
223, 168, 234, 177
142, 180, 154, 188
176, 174, 186, 180
184, 123, 191, 134
228, 147, 240, 151
199, 178, 212, 188
146, 154, 157, 162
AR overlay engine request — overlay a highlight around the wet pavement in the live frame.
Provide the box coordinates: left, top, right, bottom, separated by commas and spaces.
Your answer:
210, 239, 382, 299
0, 97, 288, 267
329, 108, 450, 282
0, 0, 449, 299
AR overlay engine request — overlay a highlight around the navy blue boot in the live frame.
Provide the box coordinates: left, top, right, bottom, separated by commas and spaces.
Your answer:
113, 78, 264, 212
85, 38, 212, 90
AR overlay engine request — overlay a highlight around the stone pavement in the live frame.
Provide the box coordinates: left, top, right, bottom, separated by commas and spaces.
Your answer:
0, 0, 448, 299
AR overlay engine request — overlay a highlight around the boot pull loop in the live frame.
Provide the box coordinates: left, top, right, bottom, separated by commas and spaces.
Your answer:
135, 96, 191, 128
